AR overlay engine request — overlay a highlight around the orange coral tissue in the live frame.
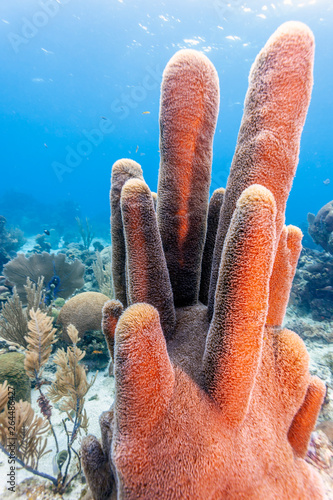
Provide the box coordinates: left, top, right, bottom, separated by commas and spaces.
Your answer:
81, 22, 325, 500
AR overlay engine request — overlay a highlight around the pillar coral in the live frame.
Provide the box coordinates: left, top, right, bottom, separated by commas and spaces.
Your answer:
207, 21, 316, 317
82, 22, 325, 500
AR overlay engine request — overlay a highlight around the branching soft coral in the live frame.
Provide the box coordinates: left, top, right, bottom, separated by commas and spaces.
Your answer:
82, 22, 325, 500
0, 311, 96, 493
24, 308, 57, 381
0, 381, 50, 472
0, 278, 51, 348
48, 324, 96, 434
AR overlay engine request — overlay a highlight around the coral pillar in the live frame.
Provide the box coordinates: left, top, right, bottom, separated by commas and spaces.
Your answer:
208, 21, 315, 317
82, 22, 324, 500
157, 49, 220, 307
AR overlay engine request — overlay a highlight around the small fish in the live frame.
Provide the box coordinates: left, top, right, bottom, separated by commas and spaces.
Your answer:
101, 116, 107, 120
92, 350, 103, 355
44, 143, 48, 148
317, 286, 333, 293
44, 229, 50, 235
41, 48, 54, 55
323, 178, 330, 185
135, 145, 139, 153
142, 111, 150, 114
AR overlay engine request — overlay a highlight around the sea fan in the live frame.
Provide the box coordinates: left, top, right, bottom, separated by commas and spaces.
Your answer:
3, 252, 85, 304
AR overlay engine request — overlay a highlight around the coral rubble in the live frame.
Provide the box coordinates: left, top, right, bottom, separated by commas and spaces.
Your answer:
82, 22, 326, 499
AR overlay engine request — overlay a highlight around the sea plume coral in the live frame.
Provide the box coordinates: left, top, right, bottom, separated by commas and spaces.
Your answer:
0, 394, 50, 470
0, 277, 51, 348
81, 22, 325, 500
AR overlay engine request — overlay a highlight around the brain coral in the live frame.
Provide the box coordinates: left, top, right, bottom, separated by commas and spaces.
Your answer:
81, 22, 325, 500
0, 352, 31, 403
57, 291, 110, 342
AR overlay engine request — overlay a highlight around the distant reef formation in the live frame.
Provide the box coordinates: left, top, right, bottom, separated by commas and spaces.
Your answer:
308, 200, 333, 254
291, 247, 333, 322
0, 215, 25, 273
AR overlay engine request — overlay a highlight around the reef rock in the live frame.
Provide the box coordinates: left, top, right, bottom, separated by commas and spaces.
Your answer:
308, 200, 333, 254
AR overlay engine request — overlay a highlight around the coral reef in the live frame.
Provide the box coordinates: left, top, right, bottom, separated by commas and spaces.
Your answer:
0, 215, 25, 273
34, 233, 52, 253
290, 247, 333, 322
57, 291, 110, 342
76, 328, 110, 372
3, 252, 85, 304
92, 251, 114, 298
0, 277, 51, 348
0, 309, 96, 493
0, 191, 82, 240
308, 201, 333, 254
50, 244, 112, 295
81, 22, 325, 500
0, 352, 31, 402
76, 217, 95, 250
306, 430, 333, 496
285, 313, 333, 343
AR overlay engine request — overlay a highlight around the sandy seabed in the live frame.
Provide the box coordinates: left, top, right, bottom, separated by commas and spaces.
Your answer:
0, 368, 115, 499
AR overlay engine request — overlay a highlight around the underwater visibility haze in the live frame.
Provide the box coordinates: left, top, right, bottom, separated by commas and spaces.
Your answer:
0, 0, 332, 231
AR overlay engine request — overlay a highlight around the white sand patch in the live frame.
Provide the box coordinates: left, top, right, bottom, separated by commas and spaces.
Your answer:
0, 367, 115, 498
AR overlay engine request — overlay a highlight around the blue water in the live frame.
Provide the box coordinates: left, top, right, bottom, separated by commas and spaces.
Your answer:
1, 0, 333, 239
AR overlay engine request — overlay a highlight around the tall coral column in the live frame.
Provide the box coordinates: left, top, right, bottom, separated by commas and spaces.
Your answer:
157, 49, 220, 307
81, 21, 325, 500
208, 21, 315, 317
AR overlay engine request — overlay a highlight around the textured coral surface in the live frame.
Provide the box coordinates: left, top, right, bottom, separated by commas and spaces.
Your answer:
82, 22, 325, 500
308, 201, 333, 254
57, 291, 110, 341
